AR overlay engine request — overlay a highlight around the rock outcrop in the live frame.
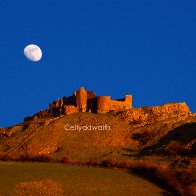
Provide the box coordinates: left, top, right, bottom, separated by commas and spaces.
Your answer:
115, 102, 191, 126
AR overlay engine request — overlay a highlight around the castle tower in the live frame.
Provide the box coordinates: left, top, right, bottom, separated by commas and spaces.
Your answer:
125, 95, 132, 108
96, 96, 111, 113
75, 87, 88, 112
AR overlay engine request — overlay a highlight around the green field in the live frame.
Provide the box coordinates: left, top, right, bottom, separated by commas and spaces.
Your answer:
0, 161, 169, 196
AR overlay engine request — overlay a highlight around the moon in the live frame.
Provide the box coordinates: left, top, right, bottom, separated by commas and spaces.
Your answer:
24, 44, 42, 62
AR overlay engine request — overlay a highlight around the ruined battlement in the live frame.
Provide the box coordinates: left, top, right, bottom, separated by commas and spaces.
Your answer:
49, 87, 132, 115
97, 95, 132, 113
24, 87, 133, 121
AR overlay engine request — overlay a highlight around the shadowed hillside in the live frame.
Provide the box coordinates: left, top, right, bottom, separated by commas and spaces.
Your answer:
140, 123, 196, 156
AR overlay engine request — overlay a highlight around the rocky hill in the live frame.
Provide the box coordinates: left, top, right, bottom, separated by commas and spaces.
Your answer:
0, 101, 195, 161
0, 91, 195, 195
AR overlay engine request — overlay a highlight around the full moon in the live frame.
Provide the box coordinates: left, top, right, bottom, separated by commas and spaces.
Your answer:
24, 44, 42, 62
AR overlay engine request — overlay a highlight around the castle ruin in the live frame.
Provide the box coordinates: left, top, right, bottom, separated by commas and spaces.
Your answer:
23, 87, 191, 123
49, 87, 132, 115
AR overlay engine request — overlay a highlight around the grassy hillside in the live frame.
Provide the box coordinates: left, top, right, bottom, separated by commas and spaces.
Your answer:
0, 162, 167, 196
0, 113, 137, 161
1, 111, 195, 160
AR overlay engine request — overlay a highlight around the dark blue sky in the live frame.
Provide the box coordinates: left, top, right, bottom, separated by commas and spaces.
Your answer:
0, 0, 195, 127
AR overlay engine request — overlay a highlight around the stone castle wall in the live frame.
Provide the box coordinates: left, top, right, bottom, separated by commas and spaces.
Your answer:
24, 87, 133, 121
97, 95, 132, 113
49, 87, 133, 115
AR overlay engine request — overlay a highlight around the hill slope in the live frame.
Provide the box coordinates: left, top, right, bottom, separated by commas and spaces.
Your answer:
0, 113, 136, 161
0, 102, 195, 162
